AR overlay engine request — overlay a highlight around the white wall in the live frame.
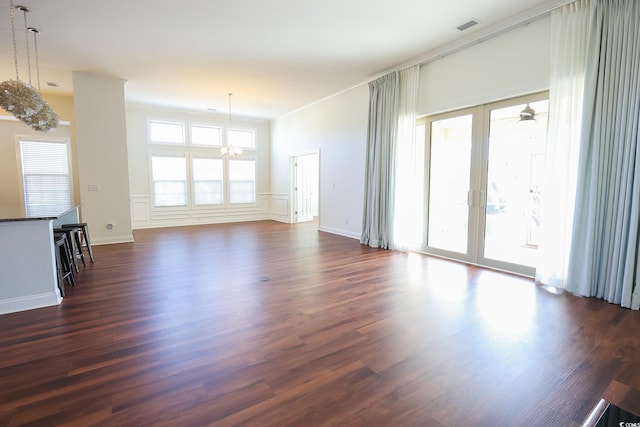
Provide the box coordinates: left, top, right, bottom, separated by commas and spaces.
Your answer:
271, 15, 552, 241
418, 18, 551, 116
126, 104, 271, 228
73, 72, 134, 244
271, 85, 369, 238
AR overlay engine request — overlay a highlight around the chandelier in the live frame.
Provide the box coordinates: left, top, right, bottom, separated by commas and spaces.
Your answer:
0, 1, 58, 132
220, 93, 243, 158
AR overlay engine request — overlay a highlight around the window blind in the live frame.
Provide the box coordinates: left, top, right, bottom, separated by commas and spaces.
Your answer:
19, 140, 72, 216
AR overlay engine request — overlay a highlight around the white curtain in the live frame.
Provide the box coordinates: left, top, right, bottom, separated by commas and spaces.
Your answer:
567, 0, 640, 310
392, 65, 422, 251
361, 66, 421, 250
535, 0, 590, 288
361, 72, 398, 249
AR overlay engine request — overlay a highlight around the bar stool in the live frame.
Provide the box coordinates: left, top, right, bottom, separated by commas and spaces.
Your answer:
54, 233, 75, 296
54, 226, 83, 271
62, 223, 94, 262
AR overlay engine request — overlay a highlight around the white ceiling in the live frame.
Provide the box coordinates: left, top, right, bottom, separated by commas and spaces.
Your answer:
0, 0, 566, 119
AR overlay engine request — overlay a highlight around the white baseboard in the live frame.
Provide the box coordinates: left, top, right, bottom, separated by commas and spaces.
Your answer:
132, 215, 270, 230
318, 226, 360, 240
91, 234, 135, 245
0, 292, 61, 315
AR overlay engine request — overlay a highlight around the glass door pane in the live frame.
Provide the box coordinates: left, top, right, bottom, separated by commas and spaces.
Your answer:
483, 100, 548, 268
427, 114, 473, 254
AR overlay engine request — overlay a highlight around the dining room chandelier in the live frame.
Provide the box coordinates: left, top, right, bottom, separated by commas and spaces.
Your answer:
0, 0, 58, 132
220, 93, 243, 158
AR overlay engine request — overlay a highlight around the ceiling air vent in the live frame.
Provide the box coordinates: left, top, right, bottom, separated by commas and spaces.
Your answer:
457, 19, 479, 31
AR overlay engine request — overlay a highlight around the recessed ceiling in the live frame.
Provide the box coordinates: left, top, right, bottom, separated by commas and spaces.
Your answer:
0, 0, 565, 119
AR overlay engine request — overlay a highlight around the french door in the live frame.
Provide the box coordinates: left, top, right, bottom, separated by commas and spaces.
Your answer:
421, 93, 549, 276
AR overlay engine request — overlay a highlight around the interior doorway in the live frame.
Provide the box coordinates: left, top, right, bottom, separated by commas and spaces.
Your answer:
291, 152, 319, 227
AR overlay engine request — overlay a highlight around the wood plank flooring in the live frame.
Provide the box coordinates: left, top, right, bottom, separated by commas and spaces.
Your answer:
1, 220, 639, 426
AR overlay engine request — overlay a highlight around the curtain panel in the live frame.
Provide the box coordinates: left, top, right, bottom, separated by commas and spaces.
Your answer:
391, 65, 422, 251
536, 0, 589, 288
361, 66, 421, 250
567, 0, 640, 309
361, 72, 399, 249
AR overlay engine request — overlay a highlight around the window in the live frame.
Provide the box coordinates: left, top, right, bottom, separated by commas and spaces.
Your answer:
193, 157, 223, 205
19, 140, 72, 216
229, 159, 256, 204
191, 125, 222, 146
149, 120, 185, 144
147, 116, 258, 210
228, 129, 255, 149
151, 155, 187, 207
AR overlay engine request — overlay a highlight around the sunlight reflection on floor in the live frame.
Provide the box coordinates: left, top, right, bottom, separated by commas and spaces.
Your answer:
474, 271, 537, 340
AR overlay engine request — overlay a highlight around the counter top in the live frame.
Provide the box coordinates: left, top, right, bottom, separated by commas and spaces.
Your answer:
0, 205, 79, 223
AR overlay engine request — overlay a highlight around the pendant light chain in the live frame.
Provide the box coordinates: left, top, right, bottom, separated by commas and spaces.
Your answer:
20, 5, 33, 86
9, 0, 19, 81
228, 92, 233, 129
31, 28, 41, 90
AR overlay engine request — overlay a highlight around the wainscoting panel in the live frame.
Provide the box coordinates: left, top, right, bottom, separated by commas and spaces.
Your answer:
270, 194, 290, 223
131, 195, 150, 222
130, 194, 290, 229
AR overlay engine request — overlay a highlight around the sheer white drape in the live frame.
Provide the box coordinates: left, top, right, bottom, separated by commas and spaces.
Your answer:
361, 66, 421, 250
535, 0, 590, 288
567, 0, 640, 309
392, 65, 422, 251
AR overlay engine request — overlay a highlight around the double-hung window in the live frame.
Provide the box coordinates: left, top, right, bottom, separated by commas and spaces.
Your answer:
151, 155, 187, 207
229, 159, 256, 204
193, 157, 223, 205
19, 139, 73, 216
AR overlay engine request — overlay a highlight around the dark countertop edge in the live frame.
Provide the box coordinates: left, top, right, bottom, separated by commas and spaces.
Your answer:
0, 205, 79, 223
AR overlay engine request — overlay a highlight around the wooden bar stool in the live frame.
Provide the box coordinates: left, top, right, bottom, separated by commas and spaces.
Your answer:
62, 223, 94, 262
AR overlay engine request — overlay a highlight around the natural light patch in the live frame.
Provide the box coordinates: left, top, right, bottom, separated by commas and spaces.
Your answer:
404, 252, 426, 284
475, 272, 537, 340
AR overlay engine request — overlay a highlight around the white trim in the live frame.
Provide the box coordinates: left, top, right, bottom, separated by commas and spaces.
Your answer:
91, 234, 135, 245
0, 292, 61, 315
318, 225, 360, 240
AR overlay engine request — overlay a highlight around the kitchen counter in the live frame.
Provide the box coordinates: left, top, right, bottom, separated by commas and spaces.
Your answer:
0, 205, 80, 315
0, 205, 79, 222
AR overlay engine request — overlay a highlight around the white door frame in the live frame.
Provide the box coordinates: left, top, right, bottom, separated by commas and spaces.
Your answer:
290, 150, 320, 224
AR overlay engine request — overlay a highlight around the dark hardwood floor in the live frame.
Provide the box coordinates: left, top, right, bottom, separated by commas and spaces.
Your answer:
1, 220, 638, 426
